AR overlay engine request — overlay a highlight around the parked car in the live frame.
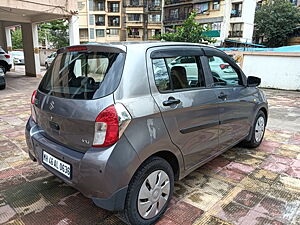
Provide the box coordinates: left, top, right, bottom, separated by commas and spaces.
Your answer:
25, 43, 268, 225
45, 52, 57, 69
12, 51, 25, 65
0, 47, 12, 74
0, 68, 5, 89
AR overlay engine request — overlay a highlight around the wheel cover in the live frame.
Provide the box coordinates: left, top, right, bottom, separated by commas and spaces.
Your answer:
137, 170, 170, 219
255, 116, 265, 142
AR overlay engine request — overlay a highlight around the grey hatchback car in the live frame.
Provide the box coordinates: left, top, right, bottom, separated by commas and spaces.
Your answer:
25, 42, 268, 225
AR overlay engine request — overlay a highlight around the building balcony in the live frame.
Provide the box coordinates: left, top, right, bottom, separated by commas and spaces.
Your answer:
148, 5, 161, 11
165, 0, 192, 6
164, 13, 189, 23
124, 0, 144, 7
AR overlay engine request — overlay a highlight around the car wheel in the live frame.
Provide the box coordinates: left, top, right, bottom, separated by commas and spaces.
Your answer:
0, 64, 6, 74
122, 157, 174, 225
45, 63, 48, 69
0, 83, 5, 90
241, 110, 266, 148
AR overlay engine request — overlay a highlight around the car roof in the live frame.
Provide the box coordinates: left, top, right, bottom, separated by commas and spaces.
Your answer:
60, 41, 217, 54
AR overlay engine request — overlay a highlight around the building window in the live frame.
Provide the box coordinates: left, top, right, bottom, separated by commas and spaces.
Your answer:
108, 16, 120, 26
231, 2, 242, 17
194, 3, 209, 14
128, 28, 140, 38
151, 29, 161, 37
89, 28, 95, 39
170, 8, 179, 19
109, 28, 119, 35
153, 0, 161, 6
128, 14, 141, 21
94, 0, 105, 11
109, 2, 120, 12
96, 15, 105, 26
88, 0, 94, 10
149, 14, 161, 23
96, 29, 105, 37
212, 0, 220, 10
79, 29, 88, 39
290, 0, 298, 5
229, 23, 243, 37
129, 0, 141, 6
89, 14, 95, 25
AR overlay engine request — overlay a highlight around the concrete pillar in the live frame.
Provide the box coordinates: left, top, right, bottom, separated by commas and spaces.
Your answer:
69, 15, 80, 46
5, 28, 12, 53
21, 23, 41, 77
0, 24, 7, 51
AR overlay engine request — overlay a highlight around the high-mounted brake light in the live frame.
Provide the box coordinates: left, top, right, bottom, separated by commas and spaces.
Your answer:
4, 54, 10, 59
67, 46, 87, 52
31, 90, 37, 122
92, 103, 131, 148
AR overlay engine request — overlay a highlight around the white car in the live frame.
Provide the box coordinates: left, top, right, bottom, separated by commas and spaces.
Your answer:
45, 52, 57, 69
12, 51, 25, 65
169, 56, 238, 86
0, 47, 12, 74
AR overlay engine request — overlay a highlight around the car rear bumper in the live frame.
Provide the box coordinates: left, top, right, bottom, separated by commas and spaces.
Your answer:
25, 116, 139, 211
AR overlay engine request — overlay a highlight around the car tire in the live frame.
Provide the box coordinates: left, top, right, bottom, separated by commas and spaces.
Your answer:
122, 157, 174, 225
0, 64, 6, 74
0, 83, 5, 90
240, 110, 266, 148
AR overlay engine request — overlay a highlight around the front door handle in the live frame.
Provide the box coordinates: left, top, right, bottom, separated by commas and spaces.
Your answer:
163, 97, 181, 106
218, 92, 227, 100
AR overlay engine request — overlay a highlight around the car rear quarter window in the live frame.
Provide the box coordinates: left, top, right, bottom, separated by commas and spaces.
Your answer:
39, 51, 125, 99
152, 56, 205, 92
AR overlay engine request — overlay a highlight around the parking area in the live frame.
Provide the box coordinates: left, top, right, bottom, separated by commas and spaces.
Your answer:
0, 71, 300, 225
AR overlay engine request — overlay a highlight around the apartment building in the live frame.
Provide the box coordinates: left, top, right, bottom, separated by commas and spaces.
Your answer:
163, 0, 257, 46
78, 0, 163, 43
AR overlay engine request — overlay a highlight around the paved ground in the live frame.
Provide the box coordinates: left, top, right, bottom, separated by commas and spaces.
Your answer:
0, 70, 300, 225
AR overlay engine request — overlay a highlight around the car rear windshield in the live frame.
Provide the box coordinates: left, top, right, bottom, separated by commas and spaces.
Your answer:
39, 50, 125, 100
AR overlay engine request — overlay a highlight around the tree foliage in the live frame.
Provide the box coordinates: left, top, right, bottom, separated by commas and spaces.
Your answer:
254, 0, 300, 47
156, 12, 216, 43
11, 28, 23, 49
39, 19, 69, 49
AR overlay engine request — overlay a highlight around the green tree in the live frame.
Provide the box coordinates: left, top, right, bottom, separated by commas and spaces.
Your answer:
155, 12, 216, 43
39, 20, 69, 49
254, 0, 300, 47
11, 28, 23, 49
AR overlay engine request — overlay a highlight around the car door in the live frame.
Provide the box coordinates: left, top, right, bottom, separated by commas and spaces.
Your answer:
203, 48, 255, 150
146, 46, 219, 171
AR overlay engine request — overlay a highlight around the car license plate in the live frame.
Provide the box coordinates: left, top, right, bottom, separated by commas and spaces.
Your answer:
42, 151, 71, 178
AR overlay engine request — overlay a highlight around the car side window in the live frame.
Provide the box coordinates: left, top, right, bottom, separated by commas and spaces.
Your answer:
208, 56, 242, 87
152, 56, 205, 92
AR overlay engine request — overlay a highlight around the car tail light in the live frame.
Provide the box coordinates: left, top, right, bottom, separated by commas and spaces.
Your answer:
31, 90, 37, 104
93, 103, 131, 148
220, 64, 229, 69
4, 54, 10, 59
31, 90, 37, 122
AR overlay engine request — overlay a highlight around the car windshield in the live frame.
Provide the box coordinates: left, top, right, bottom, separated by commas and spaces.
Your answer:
39, 50, 125, 100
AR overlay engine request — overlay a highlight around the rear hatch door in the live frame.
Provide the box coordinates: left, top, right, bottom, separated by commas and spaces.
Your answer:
33, 45, 126, 152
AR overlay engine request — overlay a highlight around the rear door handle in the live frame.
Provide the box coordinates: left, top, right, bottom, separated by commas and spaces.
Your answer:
218, 92, 227, 100
163, 97, 181, 106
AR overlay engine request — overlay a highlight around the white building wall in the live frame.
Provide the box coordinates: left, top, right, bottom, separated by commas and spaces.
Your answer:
242, 53, 300, 90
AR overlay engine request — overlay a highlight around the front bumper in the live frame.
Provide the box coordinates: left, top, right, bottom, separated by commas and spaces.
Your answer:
25, 116, 139, 211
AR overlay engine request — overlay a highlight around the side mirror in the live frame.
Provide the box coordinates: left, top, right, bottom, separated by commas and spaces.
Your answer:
247, 76, 261, 87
